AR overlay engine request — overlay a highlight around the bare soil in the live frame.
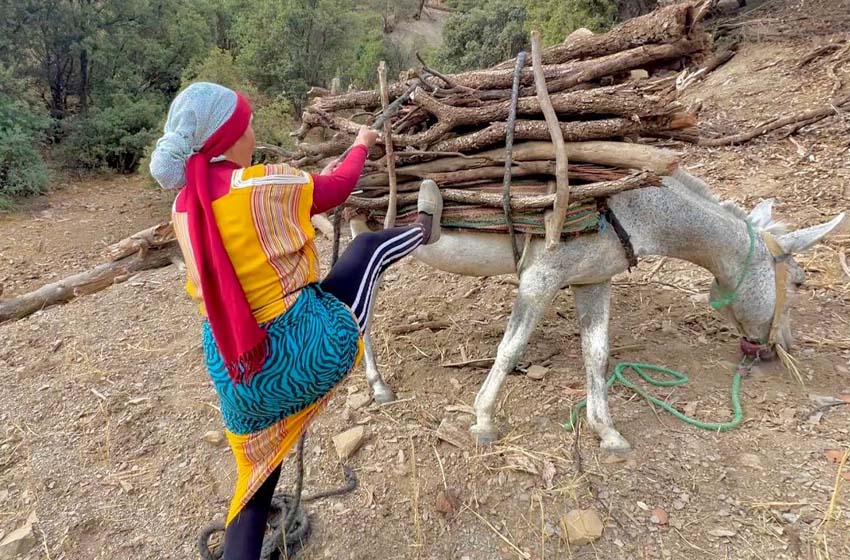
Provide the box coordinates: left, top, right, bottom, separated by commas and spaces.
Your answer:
1, 3, 849, 559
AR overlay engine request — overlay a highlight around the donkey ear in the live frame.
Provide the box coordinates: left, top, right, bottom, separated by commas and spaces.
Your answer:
748, 199, 775, 229
776, 213, 846, 254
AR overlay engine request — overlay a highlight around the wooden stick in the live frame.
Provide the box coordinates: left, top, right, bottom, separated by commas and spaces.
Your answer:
0, 249, 175, 322
378, 61, 398, 228
701, 90, 850, 146
532, 30, 570, 250
504, 51, 526, 270
346, 171, 658, 211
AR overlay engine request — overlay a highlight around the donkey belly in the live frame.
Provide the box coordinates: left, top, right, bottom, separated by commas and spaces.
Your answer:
413, 231, 528, 276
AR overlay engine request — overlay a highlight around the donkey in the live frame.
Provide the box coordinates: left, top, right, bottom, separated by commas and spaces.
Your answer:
347, 170, 845, 451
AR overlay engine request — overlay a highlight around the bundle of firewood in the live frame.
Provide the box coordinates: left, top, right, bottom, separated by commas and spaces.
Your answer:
278, 2, 712, 246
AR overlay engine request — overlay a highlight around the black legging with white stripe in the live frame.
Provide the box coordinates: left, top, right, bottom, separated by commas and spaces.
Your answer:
224, 223, 425, 560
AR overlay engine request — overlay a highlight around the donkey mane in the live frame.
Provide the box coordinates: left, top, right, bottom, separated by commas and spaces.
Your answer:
671, 169, 788, 235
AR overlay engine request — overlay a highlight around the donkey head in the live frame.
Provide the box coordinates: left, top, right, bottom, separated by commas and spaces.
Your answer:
710, 198, 845, 357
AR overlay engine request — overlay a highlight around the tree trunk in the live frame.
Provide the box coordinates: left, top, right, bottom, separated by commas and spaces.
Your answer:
79, 48, 90, 114
0, 248, 176, 323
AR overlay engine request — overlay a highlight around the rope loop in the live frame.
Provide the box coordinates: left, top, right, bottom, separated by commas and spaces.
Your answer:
565, 361, 745, 433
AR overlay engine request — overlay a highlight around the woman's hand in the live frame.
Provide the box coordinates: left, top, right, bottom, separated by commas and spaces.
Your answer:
353, 126, 380, 149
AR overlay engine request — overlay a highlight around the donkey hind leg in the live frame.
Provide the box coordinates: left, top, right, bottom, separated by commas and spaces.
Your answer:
361, 275, 396, 405
471, 267, 563, 444
572, 281, 631, 452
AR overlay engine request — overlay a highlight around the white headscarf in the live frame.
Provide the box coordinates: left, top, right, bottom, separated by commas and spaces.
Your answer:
149, 82, 238, 190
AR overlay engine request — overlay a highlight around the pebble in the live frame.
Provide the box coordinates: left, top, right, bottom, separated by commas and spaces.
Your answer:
202, 431, 225, 447
708, 528, 737, 538
346, 391, 371, 410
561, 509, 604, 545
333, 426, 366, 460
435, 489, 460, 514
526, 365, 549, 380
650, 508, 669, 525
738, 453, 763, 469
0, 512, 37, 560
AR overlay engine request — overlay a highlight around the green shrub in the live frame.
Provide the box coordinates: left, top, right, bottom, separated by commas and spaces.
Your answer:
57, 95, 165, 173
435, 0, 529, 72
0, 83, 52, 207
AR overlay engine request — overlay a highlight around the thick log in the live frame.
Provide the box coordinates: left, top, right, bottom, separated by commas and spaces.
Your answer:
357, 141, 678, 187
430, 113, 695, 153
102, 222, 175, 261
493, 3, 694, 69
0, 249, 175, 322
346, 171, 660, 211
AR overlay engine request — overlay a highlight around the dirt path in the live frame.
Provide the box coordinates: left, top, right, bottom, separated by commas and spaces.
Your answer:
1, 7, 849, 560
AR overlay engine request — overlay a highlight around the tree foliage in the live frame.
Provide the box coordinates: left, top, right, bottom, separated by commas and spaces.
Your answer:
438, 0, 620, 71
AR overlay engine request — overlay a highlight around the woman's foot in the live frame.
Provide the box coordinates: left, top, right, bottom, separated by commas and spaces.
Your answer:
416, 179, 442, 245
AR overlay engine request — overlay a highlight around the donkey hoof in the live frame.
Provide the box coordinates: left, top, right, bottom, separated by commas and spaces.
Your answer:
599, 429, 632, 453
470, 423, 499, 445
372, 384, 396, 405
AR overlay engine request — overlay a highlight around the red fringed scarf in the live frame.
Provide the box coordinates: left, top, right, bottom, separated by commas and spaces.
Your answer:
184, 92, 267, 385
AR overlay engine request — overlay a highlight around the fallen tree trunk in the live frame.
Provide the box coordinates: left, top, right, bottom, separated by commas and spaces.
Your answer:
0, 248, 176, 322
102, 222, 175, 261
346, 171, 660, 211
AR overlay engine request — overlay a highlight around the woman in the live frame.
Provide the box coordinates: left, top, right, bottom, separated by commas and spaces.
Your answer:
149, 82, 442, 559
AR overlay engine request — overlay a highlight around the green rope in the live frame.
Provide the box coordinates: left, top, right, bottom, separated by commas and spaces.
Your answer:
564, 362, 744, 432
710, 220, 757, 310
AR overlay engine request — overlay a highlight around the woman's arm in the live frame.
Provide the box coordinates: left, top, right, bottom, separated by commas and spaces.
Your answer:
310, 127, 379, 215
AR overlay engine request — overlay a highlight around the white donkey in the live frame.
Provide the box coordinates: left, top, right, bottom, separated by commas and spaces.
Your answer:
346, 170, 845, 451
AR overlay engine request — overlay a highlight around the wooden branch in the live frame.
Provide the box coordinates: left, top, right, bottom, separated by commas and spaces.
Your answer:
0, 249, 175, 322
346, 171, 659, 211
532, 30, 571, 250
676, 46, 737, 91
504, 51, 526, 270
429, 113, 695, 154
357, 141, 678, 187
700, 90, 850, 146
378, 61, 398, 229
493, 3, 694, 69
102, 222, 175, 261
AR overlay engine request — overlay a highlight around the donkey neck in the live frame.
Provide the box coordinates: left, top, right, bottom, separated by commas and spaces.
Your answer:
612, 186, 756, 289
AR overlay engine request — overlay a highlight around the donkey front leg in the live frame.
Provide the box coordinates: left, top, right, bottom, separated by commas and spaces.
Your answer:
572, 281, 631, 452
471, 268, 562, 444
362, 276, 396, 405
